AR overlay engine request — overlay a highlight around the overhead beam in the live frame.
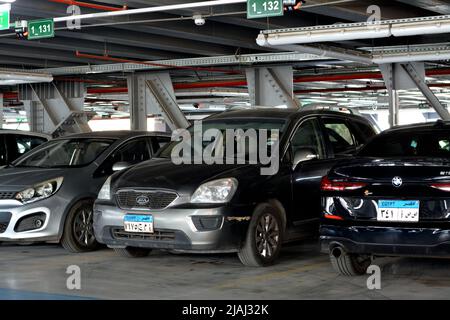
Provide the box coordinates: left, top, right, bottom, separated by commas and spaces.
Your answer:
0, 44, 113, 64
55, 28, 233, 56
402, 62, 450, 120
396, 0, 450, 15
0, 55, 81, 68
0, 32, 186, 61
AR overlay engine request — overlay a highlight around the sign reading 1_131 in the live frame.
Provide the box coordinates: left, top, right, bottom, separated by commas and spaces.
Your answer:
28, 19, 55, 40
247, 0, 283, 19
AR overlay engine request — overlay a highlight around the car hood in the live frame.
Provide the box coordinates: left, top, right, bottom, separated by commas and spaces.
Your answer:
114, 158, 257, 194
0, 167, 69, 191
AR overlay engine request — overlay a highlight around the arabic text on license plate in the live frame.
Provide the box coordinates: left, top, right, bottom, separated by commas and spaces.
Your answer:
124, 214, 154, 233
377, 200, 419, 222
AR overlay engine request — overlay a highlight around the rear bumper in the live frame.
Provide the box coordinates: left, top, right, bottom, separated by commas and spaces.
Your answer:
93, 203, 252, 253
320, 224, 450, 257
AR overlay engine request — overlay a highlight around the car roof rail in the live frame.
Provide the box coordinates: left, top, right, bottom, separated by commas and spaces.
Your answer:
434, 119, 448, 127
301, 104, 355, 114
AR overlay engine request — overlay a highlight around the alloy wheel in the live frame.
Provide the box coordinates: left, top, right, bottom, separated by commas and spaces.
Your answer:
73, 206, 96, 248
255, 213, 280, 259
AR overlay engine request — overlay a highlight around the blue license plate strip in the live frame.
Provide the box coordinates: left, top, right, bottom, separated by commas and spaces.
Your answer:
124, 214, 153, 223
378, 200, 420, 209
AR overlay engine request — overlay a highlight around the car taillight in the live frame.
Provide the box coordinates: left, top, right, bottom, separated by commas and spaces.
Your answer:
321, 176, 367, 191
323, 214, 344, 221
430, 183, 450, 192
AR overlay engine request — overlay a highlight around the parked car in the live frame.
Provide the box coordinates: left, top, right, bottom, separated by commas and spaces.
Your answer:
94, 108, 377, 266
321, 120, 450, 276
0, 129, 49, 167
0, 131, 170, 252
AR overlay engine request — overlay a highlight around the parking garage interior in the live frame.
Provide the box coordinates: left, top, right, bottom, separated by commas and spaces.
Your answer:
2, 0, 450, 302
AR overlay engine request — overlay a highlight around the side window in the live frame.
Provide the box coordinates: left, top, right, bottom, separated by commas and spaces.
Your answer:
352, 121, 377, 144
290, 119, 324, 160
98, 138, 151, 176
16, 135, 47, 154
151, 136, 170, 154
323, 118, 358, 156
8, 135, 47, 161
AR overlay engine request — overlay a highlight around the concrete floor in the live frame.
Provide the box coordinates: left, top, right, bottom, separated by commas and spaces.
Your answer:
1, 241, 450, 300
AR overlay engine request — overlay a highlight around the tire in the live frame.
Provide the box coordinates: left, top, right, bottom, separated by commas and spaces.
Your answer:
238, 203, 284, 267
114, 247, 152, 258
61, 199, 100, 253
329, 247, 371, 276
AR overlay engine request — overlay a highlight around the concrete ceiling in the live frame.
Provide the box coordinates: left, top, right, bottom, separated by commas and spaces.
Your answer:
0, 0, 447, 69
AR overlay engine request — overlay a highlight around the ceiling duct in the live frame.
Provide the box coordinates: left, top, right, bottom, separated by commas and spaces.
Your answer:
0, 70, 53, 86
257, 15, 450, 45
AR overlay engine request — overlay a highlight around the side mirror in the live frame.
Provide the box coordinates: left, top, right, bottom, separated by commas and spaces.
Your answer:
112, 161, 131, 172
292, 148, 318, 170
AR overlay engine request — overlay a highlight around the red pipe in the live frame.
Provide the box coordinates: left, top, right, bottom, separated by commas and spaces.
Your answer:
294, 72, 383, 83
88, 82, 450, 95
87, 87, 128, 94
2, 92, 19, 99
4, 82, 450, 100
295, 86, 386, 94
5, 67, 450, 98
49, 0, 126, 11
173, 80, 248, 90
293, 68, 450, 83
76, 51, 242, 75
295, 83, 450, 94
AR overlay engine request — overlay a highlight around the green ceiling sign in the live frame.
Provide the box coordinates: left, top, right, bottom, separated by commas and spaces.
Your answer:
28, 19, 55, 40
247, 0, 283, 19
0, 4, 10, 31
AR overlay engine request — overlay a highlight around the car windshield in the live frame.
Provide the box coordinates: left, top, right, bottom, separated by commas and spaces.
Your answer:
14, 138, 114, 168
157, 118, 287, 160
358, 130, 450, 158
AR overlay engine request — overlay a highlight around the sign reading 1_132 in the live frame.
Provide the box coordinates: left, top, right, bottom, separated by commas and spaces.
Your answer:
28, 19, 55, 40
247, 0, 283, 19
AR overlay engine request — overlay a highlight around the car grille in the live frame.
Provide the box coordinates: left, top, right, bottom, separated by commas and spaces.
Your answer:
116, 190, 178, 210
0, 212, 12, 233
0, 192, 15, 200
0, 223, 7, 233
112, 228, 176, 241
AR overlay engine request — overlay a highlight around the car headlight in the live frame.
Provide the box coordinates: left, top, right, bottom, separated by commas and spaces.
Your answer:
191, 178, 238, 204
15, 177, 63, 204
97, 176, 112, 200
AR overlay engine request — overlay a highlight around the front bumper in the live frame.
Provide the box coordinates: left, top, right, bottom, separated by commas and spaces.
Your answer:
0, 196, 67, 242
320, 224, 450, 257
93, 203, 252, 252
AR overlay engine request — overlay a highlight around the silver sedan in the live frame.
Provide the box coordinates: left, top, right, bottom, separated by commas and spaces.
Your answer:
0, 131, 169, 252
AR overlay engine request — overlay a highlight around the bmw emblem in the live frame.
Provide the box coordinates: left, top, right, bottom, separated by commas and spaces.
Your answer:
136, 195, 150, 206
392, 176, 403, 188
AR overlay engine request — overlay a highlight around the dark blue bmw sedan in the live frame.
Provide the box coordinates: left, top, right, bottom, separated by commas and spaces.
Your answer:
321, 120, 450, 276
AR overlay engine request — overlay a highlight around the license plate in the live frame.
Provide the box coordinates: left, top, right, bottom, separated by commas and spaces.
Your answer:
124, 214, 154, 233
377, 200, 419, 222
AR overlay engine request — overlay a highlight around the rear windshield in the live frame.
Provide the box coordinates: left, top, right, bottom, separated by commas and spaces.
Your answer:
359, 130, 450, 157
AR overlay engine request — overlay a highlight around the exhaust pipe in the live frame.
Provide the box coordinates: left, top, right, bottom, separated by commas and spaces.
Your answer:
331, 246, 344, 258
